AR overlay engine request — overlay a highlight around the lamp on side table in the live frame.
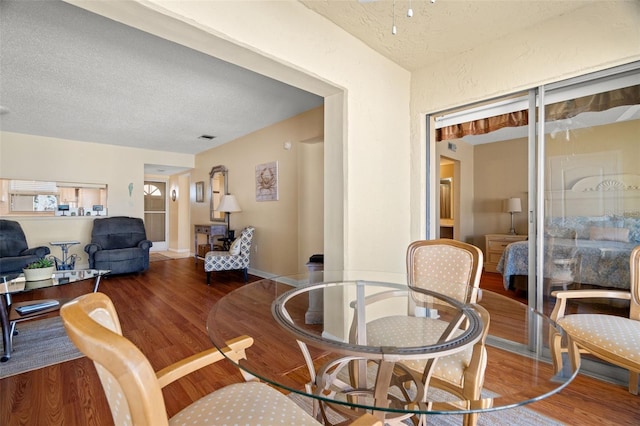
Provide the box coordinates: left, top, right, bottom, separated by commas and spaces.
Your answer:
506, 197, 522, 235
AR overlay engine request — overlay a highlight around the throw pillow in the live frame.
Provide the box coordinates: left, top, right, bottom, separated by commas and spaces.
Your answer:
229, 238, 241, 255
589, 226, 630, 243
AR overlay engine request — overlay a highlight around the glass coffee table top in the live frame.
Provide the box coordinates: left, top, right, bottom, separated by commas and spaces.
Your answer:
1, 269, 110, 362
1, 269, 109, 295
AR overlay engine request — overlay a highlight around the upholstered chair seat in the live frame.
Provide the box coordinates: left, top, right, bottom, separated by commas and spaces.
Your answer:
204, 226, 254, 284
169, 381, 320, 426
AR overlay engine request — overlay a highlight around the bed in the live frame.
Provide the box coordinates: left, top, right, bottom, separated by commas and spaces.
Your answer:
497, 236, 638, 290
497, 170, 640, 291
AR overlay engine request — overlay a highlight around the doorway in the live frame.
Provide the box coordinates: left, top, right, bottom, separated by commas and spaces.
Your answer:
144, 180, 168, 251
439, 157, 457, 239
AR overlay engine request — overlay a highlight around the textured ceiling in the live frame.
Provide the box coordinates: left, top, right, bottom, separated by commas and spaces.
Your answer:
0, 0, 323, 161
0, 0, 599, 175
301, 0, 591, 71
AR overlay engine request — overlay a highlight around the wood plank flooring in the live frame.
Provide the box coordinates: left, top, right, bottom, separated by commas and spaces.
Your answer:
1, 259, 637, 425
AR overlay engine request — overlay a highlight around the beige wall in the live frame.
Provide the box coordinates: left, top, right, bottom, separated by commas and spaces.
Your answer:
473, 138, 528, 250
298, 140, 324, 271
192, 107, 324, 276
0, 131, 193, 265
471, 119, 639, 253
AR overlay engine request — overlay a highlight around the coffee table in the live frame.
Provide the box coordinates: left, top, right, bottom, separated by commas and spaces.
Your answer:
0, 269, 109, 362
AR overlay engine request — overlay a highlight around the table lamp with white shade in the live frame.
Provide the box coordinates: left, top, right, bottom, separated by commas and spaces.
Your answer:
506, 197, 522, 235
216, 194, 242, 238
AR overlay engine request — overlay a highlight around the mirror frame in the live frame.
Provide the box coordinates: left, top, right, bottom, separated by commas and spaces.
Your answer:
209, 165, 228, 222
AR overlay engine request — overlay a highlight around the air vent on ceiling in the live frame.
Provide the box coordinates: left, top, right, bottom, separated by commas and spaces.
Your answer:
198, 134, 216, 140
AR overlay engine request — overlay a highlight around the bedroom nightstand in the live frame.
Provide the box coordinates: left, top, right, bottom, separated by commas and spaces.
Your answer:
484, 234, 528, 273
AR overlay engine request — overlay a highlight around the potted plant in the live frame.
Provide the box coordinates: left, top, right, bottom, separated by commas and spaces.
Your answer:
23, 258, 55, 281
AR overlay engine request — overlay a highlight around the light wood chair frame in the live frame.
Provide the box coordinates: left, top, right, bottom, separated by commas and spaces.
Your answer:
60, 292, 382, 426
550, 245, 640, 395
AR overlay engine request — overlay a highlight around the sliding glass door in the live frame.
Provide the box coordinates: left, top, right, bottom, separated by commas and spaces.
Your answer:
428, 62, 640, 386
538, 68, 640, 382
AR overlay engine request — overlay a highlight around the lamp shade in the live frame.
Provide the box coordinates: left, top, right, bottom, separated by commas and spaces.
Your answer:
216, 194, 242, 213
506, 197, 522, 213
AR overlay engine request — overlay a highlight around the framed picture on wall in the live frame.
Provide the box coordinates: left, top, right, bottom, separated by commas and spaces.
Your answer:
195, 181, 205, 203
256, 161, 278, 201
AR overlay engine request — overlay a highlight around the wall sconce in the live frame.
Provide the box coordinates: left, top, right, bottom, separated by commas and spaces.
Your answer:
171, 189, 177, 202
506, 197, 522, 235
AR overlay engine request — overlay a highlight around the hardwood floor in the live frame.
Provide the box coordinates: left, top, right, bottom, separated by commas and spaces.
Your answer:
1, 259, 637, 425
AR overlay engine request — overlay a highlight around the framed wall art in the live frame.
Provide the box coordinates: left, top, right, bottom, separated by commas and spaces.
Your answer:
255, 161, 278, 201
195, 181, 205, 203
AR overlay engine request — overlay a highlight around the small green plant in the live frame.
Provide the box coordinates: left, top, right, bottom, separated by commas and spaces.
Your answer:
24, 258, 54, 269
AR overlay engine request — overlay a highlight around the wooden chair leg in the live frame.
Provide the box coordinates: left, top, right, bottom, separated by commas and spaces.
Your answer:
243, 268, 248, 282
629, 371, 639, 395
206, 271, 211, 285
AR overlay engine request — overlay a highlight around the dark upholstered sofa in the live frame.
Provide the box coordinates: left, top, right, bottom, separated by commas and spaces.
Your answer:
85, 216, 153, 274
0, 219, 51, 277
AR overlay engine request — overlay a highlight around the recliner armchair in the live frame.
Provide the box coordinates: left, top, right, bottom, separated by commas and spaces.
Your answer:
84, 216, 152, 274
0, 219, 50, 276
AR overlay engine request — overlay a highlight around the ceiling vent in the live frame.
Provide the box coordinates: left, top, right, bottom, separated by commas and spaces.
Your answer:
198, 134, 216, 140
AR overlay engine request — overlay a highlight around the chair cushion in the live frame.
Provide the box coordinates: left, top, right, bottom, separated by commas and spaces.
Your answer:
366, 316, 471, 386
229, 238, 241, 256
169, 381, 320, 426
402, 347, 474, 387
558, 314, 640, 367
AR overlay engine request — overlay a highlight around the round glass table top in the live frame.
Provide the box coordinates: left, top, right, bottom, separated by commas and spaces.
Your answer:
207, 272, 578, 417
272, 280, 483, 360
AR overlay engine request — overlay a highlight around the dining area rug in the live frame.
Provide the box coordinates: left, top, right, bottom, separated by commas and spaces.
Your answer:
0, 316, 84, 379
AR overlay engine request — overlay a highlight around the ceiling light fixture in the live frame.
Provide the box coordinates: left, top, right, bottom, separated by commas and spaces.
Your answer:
388, 0, 436, 35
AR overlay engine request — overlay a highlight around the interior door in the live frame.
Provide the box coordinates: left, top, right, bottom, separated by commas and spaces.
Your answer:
144, 180, 167, 251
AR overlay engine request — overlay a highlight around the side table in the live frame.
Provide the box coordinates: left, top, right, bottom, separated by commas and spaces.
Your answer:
49, 241, 81, 270
194, 224, 227, 263
484, 234, 527, 273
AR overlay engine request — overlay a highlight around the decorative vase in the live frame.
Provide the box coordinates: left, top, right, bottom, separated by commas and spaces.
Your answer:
22, 266, 55, 281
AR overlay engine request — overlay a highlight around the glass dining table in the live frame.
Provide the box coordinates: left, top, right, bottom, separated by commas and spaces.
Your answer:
206, 271, 578, 423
